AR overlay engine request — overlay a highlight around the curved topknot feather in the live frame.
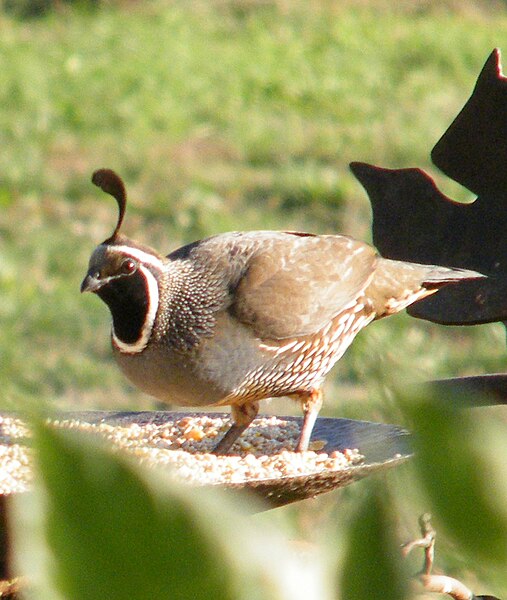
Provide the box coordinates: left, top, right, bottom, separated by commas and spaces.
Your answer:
92, 168, 127, 242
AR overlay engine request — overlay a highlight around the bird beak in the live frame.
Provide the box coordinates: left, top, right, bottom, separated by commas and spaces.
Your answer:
80, 273, 102, 294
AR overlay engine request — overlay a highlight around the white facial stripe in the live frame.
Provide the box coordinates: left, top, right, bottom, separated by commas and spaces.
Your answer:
112, 265, 159, 354
103, 244, 165, 272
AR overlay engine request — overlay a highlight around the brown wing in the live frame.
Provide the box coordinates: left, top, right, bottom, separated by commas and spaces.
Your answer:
231, 233, 377, 339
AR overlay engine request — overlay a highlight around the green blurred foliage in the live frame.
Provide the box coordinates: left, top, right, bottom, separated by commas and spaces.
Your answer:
340, 483, 409, 600
10, 400, 507, 598
12, 420, 332, 600
402, 387, 507, 573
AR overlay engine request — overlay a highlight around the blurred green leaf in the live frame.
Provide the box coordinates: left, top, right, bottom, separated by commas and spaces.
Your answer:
11, 420, 330, 600
403, 388, 507, 570
339, 482, 409, 600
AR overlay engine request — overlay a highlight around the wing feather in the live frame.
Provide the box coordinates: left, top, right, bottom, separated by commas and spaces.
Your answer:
230, 234, 376, 339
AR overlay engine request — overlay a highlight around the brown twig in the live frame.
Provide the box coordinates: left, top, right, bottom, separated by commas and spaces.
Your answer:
402, 513, 435, 575
403, 513, 477, 600
414, 574, 475, 600
0, 577, 26, 599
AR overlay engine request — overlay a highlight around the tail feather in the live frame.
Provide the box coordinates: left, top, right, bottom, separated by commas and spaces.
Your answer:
368, 258, 486, 318
420, 264, 486, 287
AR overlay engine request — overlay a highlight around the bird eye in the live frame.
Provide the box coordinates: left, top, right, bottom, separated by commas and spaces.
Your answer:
121, 258, 137, 274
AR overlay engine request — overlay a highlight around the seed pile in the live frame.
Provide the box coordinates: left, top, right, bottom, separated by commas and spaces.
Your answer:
0, 414, 363, 492
0, 416, 32, 494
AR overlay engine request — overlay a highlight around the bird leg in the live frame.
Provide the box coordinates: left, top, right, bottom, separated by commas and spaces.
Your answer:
211, 401, 259, 455
295, 388, 323, 452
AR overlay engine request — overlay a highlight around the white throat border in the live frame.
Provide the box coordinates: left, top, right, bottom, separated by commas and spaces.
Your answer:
112, 263, 160, 354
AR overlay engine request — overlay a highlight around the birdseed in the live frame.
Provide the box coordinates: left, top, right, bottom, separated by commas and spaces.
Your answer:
0, 414, 363, 492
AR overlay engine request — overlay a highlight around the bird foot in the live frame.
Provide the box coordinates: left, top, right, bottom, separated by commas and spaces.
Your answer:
210, 423, 248, 455
294, 389, 323, 452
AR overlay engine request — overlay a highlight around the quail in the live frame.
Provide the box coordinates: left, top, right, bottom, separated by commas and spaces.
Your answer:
81, 169, 483, 454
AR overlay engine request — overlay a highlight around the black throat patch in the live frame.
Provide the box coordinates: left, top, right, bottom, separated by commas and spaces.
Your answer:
97, 271, 150, 345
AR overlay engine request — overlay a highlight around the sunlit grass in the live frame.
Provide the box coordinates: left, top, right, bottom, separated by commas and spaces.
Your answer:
0, 0, 505, 415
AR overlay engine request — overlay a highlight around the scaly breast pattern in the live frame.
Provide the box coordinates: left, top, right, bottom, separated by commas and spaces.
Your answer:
212, 296, 376, 405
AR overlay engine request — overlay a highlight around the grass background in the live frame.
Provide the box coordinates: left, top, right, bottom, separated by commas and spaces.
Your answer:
0, 1, 506, 595
2, 0, 506, 414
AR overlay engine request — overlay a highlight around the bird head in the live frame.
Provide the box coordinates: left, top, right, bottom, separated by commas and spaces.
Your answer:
81, 169, 166, 353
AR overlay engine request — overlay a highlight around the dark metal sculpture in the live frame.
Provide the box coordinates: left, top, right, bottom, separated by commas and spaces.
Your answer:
351, 48, 507, 325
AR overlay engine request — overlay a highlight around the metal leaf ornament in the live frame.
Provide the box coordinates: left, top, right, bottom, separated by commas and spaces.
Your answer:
350, 49, 507, 325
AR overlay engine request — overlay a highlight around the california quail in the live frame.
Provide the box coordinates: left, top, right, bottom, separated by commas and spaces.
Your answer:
81, 169, 483, 453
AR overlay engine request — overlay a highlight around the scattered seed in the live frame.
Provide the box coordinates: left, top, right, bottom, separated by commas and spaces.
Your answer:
0, 414, 364, 492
